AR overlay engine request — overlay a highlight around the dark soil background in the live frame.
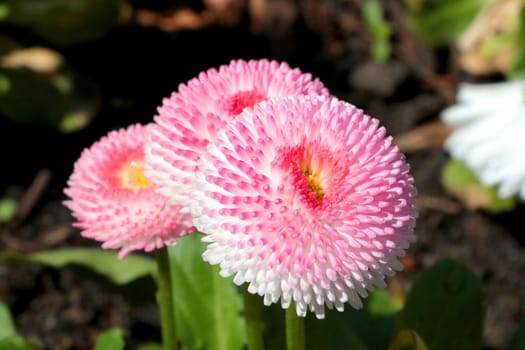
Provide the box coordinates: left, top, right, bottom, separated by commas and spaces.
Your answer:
0, 1, 524, 349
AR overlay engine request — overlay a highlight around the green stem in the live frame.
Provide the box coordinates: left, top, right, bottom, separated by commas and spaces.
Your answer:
243, 288, 266, 350
156, 246, 178, 350
286, 302, 305, 350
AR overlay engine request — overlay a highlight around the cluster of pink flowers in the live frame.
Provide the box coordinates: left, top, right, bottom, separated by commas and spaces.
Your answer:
65, 59, 416, 318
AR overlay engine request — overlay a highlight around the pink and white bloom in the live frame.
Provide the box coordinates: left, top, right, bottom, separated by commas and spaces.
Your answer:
64, 124, 194, 259
145, 59, 329, 207
190, 95, 416, 318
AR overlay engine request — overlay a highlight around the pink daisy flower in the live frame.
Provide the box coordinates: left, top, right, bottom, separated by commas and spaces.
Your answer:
145, 59, 329, 207
190, 95, 416, 318
64, 124, 194, 259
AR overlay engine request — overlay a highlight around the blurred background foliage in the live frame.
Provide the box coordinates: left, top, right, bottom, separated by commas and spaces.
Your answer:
406, 0, 525, 78
0, 0, 121, 45
1, 0, 525, 349
1, 0, 524, 132
1, 0, 523, 214
0, 0, 122, 132
1, 0, 524, 133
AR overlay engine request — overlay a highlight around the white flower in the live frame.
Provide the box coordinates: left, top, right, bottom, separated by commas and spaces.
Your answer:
441, 80, 525, 199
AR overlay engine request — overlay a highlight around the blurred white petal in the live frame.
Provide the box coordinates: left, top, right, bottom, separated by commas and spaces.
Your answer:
441, 80, 525, 200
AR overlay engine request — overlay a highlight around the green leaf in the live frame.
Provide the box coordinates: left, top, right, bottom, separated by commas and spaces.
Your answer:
341, 289, 399, 350
0, 302, 39, 350
507, 317, 525, 350
0, 66, 99, 132
0, 5, 9, 20
0, 73, 9, 93
442, 159, 481, 188
406, 0, 489, 46
368, 288, 400, 316
0, 301, 16, 340
479, 33, 515, 60
0, 198, 18, 223
0, 0, 121, 45
0, 248, 156, 285
397, 259, 484, 350
388, 329, 428, 350
93, 328, 125, 350
169, 234, 245, 350
371, 40, 391, 63
262, 288, 399, 350
305, 311, 370, 350
509, 3, 525, 79
442, 159, 516, 213
362, 0, 391, 62
137, 343, 163, 350
0, 336, 39, 350
259, 303, 285, 349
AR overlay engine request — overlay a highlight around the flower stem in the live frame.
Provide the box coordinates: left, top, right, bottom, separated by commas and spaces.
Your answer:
243, 288, 266, 350
156, 246, 178, 350
285, 302, 305, 350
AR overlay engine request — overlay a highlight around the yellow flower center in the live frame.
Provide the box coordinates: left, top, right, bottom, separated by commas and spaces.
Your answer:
303, 167, 325, 202
118, 160, 151, 192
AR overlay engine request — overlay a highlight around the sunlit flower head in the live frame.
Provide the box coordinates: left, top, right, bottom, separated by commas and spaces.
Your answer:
190, 95, 416, 318
64, 124, 194, 259
145, 59, 329, 207
441, 80, 525, 199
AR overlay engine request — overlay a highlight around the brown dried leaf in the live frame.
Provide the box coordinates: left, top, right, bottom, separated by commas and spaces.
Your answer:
458, 0, 522, 75
1, 47, 62, 73
394, 121, 453, 153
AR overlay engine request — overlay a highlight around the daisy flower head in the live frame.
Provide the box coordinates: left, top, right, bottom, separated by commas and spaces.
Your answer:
190, 95, 417, 318
441, 80, 525, 199
64, 124, 194, 259
145, 59, 329, 207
